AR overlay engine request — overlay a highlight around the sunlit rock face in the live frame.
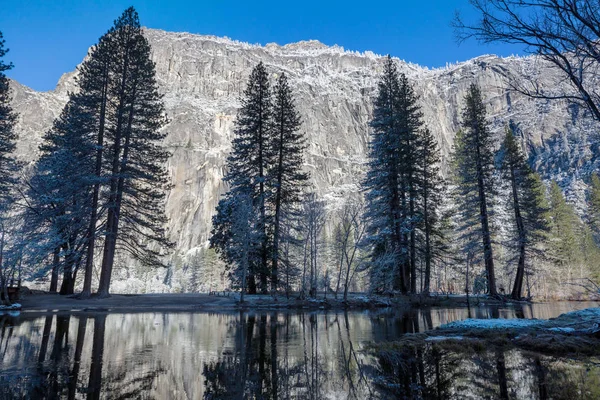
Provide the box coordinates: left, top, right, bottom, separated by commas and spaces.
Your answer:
9, 28, 598, 260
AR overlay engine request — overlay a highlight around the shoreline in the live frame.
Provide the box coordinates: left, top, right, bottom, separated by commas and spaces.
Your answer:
4, 291, 596, 315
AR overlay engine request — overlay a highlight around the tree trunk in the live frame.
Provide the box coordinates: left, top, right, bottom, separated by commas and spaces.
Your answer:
50, 247, 60, 293
81, 56, 110, 299
475, 138, 497, 296
97, 36, 132, 298
509, 164, 526, 300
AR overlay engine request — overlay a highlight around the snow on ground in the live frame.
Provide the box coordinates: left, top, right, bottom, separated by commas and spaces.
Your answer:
425, 335, 464, 341
548, 327, 576, 333
441, 318, 541, 330
439, 307, 600, 332
0, 303, 21, 310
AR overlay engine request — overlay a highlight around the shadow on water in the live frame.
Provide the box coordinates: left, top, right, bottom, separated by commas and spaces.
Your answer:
0, 302, 597, 399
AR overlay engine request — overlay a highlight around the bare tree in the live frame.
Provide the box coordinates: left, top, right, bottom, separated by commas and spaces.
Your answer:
301, 193, 326, 298
332, 200, 367, 301
455, 0, 600, 121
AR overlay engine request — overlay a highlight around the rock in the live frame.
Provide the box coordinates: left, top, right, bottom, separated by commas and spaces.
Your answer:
9, 29, 598, 275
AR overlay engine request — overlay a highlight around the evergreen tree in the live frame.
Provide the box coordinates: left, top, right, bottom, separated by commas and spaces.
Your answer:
363, 56, 424, 294
548, 181, 579, 267
588, 173, 600, 239
96, 8, 171, 297
25, 100, 95, 294
0, 32, 19, 207
211, 62, 273, 294
416, 126, 445, 294
397, 73, 424, 294
452, 84, 498, 296
77, 20, 114, 298
0, 32, 21, 304
499, 127, 550, 299
269, 73, 308, 291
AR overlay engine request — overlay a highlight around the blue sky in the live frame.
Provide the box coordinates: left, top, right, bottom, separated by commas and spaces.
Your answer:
1, 1, 524, 92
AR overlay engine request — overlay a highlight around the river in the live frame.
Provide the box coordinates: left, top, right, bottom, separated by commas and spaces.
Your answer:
0, 302, 598, 399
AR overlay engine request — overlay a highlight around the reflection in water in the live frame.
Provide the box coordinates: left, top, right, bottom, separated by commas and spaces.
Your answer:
0, 302, 597, 399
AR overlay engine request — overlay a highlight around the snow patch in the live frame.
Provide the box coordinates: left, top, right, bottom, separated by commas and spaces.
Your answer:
548, 327, 576, 333
441, 318, 541, 330
425, 335, 464, 341
0, 303, 21, 310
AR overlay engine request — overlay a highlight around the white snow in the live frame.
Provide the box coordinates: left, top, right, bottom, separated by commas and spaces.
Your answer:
548, 327, 576, 333
0, 303, 22, 310
425, 335, 464, 341
441, 318, 542, 330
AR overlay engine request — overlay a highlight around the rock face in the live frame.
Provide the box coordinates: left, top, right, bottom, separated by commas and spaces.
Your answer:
9, 28, 598, 261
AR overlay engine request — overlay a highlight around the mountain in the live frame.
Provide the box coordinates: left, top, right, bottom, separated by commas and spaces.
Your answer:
9, 28, 598, 268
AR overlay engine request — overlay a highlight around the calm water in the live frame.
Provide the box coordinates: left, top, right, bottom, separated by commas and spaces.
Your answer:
0, 302, 599, 399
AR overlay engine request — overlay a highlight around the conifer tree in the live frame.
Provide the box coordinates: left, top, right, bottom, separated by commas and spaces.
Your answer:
96, 7, 171, 297
211, 62, 273, 294
364, 56, 426, 294
363, 56, 406, 293
0, 32, 20, 304
25, 99, 95, 294
588, 173, 600, 239
548, 181, 579, 267
0, 32, 19, 208
77, 21, 113, 298
452, 84, 498, 296
499, 127, 550, 299
269, 73, 308, 291
396, 73, 424, 294
417, 126, 445, 294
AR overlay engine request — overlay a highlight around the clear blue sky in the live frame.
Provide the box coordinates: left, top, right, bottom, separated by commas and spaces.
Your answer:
1, 0, 524, 92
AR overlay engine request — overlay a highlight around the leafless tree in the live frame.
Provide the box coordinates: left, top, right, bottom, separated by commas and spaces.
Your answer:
332, 200, 367, 301
301, 193, 326, 298
455, 0, 600, 121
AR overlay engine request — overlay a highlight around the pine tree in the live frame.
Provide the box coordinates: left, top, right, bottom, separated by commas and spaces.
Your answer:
416, 126, 445, 294
452, 84, 498, 296
397, 73, 424, 294
77, 20, 114, 298
363, 56, 424, 294
548, 181, 579, 268
269, 73, 308, 291
0, 32, 21, 305
211, 62, 273, 294
0, 32, 19, 208
94, 8, 171, 297
588, 173, 600, 239
499, 127, 550, 299
25, 99, 95, 294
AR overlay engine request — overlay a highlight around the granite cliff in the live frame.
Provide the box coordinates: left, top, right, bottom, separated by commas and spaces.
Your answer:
9, 28, 598, 269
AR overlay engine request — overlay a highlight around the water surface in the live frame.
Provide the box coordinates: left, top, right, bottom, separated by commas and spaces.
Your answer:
0, 302, 598, 399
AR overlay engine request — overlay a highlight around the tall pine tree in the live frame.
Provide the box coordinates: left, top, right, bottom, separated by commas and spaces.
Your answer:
0, 32, 20, 305
416, 126, 445, 294
548, 181, 579, 268
499, 127, 550, 299
25, 99, 95, 295
588, 173, 600, 240
0, 32, 19, 209
452, 84, 498, 296
211, 62, 274, 294
363, 56, 424, 294
269, 73, 308, 291
96, 7, 171, 297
